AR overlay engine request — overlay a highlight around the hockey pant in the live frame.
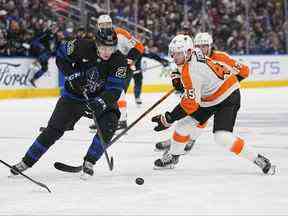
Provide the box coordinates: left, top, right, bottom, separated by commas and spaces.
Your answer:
22, 96, 119, 167
32, 51, 50, 80
170, 89, 257, 161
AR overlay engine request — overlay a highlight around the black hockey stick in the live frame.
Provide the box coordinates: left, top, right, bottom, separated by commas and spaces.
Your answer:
0, 62, 21, 67
83, 91, 114, 171
0, 159, 51, 193
54, 89, 175, 173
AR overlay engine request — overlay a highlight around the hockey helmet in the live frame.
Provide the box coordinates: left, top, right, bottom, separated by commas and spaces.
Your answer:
97, 14, 112, 29
194, 32, 213, 46
168, 34, 194, 63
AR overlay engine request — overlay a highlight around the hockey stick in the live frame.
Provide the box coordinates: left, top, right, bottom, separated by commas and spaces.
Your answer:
0, 62, 21, 67
0, 159, 51, 193
133, 63, 172, 74
83, 91, 114, 171
54, 89, 175, 173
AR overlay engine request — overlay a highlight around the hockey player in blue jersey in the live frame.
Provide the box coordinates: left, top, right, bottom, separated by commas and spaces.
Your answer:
11, 28, 128, 179
29, 24, 59, 87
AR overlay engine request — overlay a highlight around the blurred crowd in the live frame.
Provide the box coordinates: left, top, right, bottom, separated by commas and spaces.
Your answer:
109, 0, 288, 55
0, 0, 288, 56
0, 0, 73, 56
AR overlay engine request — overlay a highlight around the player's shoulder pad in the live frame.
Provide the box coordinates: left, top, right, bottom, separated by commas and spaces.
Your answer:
115, 27, 132, 39
109, 51, 128, 79
211, 50, 231, 59
62, 38, 78, 56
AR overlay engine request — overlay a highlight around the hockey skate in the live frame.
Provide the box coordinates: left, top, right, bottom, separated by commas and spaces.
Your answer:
135, 97, 142, 105
254, 154, 276, 175
10, 161, 29, 176
30, 78, 36, 87
80, 160, 94, 180
117, 120, 127, 130
154, 153, 180, 169
155, 139, 195, 154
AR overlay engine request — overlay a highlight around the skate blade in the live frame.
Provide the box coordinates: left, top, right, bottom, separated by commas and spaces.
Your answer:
153, 165, 175, 170
8, 174, 23, 179
80, 172, 92, 180
154, 148, 167, 152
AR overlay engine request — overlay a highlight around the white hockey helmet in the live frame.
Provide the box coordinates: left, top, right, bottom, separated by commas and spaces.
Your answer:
168, 34, 194, 61
194, 32, 213, 46
97, 14, 112, 29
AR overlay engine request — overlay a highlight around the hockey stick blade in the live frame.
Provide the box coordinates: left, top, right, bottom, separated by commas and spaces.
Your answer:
0, 62, 21, 67
54, 162, 82, 173
0, 159, 51, 193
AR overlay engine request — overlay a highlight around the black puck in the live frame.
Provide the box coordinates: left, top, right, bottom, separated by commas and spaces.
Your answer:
135, 177, 144, 185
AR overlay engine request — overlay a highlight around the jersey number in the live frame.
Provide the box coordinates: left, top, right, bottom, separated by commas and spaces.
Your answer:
184, 88, 196, 100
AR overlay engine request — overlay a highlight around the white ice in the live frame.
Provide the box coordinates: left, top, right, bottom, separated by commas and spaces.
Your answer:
0, 87, 288, 215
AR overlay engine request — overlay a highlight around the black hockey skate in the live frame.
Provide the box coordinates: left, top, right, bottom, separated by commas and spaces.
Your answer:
80, 160, 94, 180
10, 161, 29, 175
117, 120, 127, 130
154, 153, 180, 169
254, 154, 276, 175
155, 139, 195, 154
135, 97, 142, 105
30, 78, 36, 87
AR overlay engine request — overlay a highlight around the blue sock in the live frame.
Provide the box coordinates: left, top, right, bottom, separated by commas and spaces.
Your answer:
24, 140, 48, 166
86, 134, 104, 163
33, 69, 46, 80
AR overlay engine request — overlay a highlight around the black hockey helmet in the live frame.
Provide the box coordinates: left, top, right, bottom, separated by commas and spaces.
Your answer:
95, 27, 117, 47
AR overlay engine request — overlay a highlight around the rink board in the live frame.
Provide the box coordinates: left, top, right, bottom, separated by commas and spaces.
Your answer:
1, 55, 288, 98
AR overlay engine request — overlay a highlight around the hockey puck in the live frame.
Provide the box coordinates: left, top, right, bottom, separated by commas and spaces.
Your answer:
135, 177, 144, 185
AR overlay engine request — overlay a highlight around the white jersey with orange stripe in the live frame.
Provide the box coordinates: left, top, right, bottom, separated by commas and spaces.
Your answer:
115, 27, 144, 56
179, 50, 240, 112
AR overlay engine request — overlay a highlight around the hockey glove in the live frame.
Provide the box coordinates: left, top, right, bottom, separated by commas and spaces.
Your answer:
152, 112, 174, 132
171, 70, 184, 93
87, 97, 107, 118
66, 71, 86, 92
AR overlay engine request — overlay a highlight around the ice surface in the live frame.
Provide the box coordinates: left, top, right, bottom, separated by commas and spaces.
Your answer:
0, 88, 288, 215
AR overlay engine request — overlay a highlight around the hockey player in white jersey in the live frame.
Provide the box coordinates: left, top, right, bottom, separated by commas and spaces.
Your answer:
151, 34, 276, 175
155, 32, 249, 153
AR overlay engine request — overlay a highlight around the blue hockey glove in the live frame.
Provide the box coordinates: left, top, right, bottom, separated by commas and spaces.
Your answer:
87, 97, 107, 118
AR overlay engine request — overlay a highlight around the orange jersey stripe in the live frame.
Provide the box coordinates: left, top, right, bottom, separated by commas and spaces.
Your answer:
173, 131, 190, 143
211, 50, 249, 79
181, 63, 192, 88
230, 137, 244, 155
180, 63, 199, 114
211, 51, 235, 67
201, 75, 238, 102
